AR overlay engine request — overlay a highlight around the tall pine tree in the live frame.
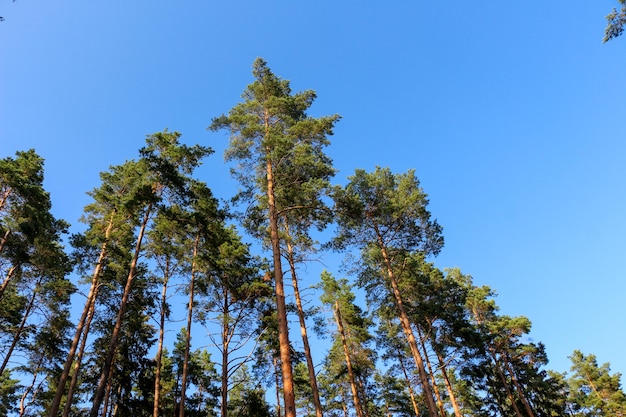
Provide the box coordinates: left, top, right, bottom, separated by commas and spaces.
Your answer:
210, 57, 339, 417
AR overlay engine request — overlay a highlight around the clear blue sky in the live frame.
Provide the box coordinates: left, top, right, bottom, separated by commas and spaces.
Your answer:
2, 1, 625, 380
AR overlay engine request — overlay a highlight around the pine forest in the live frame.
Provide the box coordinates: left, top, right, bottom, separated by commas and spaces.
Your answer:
2, 42, 626, 417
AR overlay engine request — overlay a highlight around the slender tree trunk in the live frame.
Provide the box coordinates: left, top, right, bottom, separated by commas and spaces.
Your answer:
19, 351, 45, 416
220, 286, 230, 417
0, 228, 10, 254
102, 352, 118, 417
356, 375, 370, 417
284, 223, 324, 417
489, 349, 523, 417
434, 348, 463, 417
340, 387, 349, 417
63, 288, 100, 417
196, 384, 205, 415
265, 150, 296, 417
89, 207, 152, 417
179, 235, 199, 417
153, 258, 170, 417
471, 310, 523, 417
0, 279, 39, 375
273, 356, 282, 417
49, 211, 115, 417
382, 319, 419, 413
109, 377, 122, 417
334, 300, 365, 417
0, 186, 12, 212
503, 354, 535, 417
417, 326, 446, 417
0, 265, 17, 298
583, 370, 606, 405
397, 350, 421, 417
374, 229, 439, 417
174, 369, 181, 416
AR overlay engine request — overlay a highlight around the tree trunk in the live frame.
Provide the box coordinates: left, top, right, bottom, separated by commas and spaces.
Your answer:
0, 265, 17, 298
220, 286, 230, 417
102, 354, 117, 417
0, 228, 10, 254
334, 300, 365, 417
397, 349, 421, 417
153, 258, 170, 417
374, 230, 439, 417
49, 211, 115, 417
265, 149, 296, 417
356, 375, 370, 417
274, 356, 283, 417
179, 235, 199, 417
284, 223, 324, 417
417, 326, 446, 417
89, 207, 152, 417
489, 349, 523, 417
0, 186, 12, 212
0, 278, 39, 375
340, 387, 349, 417
504, 353, 535, 417
434, 348, 463, 417
19, 350, 45, 416
63, 288, 99, 417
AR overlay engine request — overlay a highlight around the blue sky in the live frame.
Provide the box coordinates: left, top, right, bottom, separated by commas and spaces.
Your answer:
2, 1, 625, 381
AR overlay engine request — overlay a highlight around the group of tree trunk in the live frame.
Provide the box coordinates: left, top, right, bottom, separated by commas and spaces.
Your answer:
1, 59, 626, 417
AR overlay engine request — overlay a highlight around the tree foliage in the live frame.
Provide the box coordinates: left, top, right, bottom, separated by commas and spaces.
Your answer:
604, 0, 626, 42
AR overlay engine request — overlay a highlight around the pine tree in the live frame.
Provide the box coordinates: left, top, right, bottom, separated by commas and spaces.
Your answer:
210, 57, 339, 417
319, 271, 379, 417
460, 274, 566, 416
228, 365, 275, 417
196, 225, 268, 417
0, 150, 74, 416
146, 210, 181, 417
332, 167, 443, 417
567, 350, 626, 416
375, 319, 422, 417
87, 131, 211, 417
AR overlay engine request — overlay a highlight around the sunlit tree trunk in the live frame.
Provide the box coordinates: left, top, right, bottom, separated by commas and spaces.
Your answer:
375, 233, 439, 417
417, 326, 446, 417
489, 349, 523, 417
340, 384, 349, 417
274, 356, 283, 417
63, 290, 99, 417
179, 235, 199, 417
0, 228, 10, 254
19, 351, 45, 416
90, 207, 152, 417
434, 348, 463, 417
284, 223, 323, 417
153, 258, 170, 417
0, 265, 17, 298
50, 212, 115, 417
334, 300, 365, 417
504, 353, 536, 417
266, 152, 296, 417
398, 351, 421, 417
0, 278, 39, 375
0, 186, 12, 212
220, 285, 230, 417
